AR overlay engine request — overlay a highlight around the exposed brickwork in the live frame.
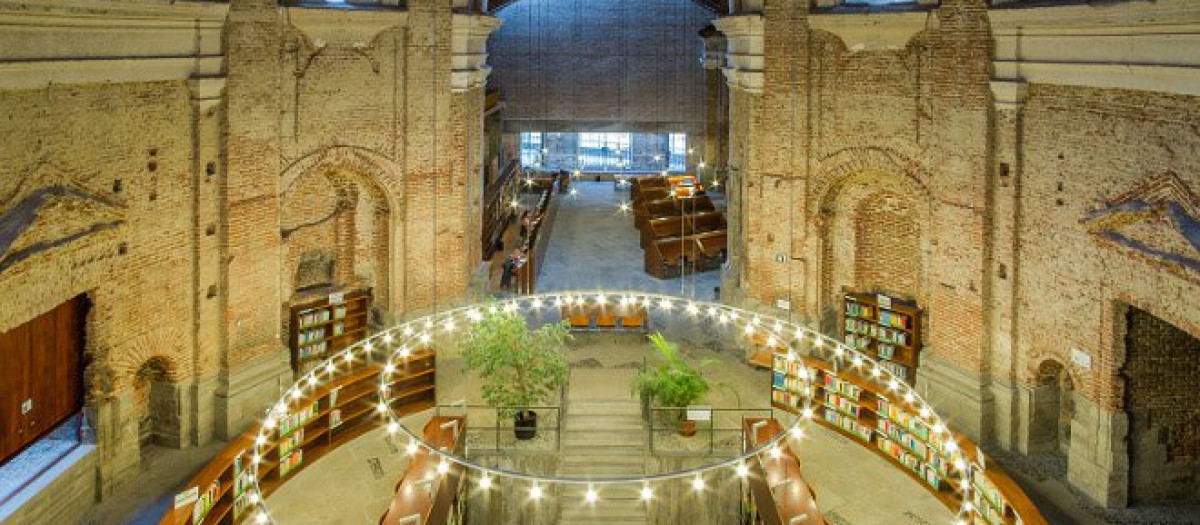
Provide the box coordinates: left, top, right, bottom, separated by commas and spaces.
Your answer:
1123, 307, 1200, 503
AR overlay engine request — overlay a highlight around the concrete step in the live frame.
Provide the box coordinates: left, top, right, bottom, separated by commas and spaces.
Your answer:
559, 445, 646, 456
568, 401, 642, 416
558, 484, 645, 500
558, 463, 646, 477
560, 502, 648, 523
564, 416, 644, 431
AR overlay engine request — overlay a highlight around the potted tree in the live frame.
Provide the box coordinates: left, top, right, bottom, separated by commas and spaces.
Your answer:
460, 307, 570, 440
632, 332, 713, 437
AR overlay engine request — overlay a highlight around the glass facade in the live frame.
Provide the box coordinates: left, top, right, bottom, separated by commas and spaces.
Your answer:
518, 132, 692, 173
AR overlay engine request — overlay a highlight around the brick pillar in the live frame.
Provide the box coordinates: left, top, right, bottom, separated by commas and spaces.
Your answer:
334, 193, 357, 285
912, 0, 995, 441
699, 25, 728, 184
218, 0, 293, 439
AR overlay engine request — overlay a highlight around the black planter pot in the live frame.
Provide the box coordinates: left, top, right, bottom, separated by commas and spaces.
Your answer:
514, 410, 538, 440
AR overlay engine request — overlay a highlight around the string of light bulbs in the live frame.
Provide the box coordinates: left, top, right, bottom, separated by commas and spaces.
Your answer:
245, 290, 991, 525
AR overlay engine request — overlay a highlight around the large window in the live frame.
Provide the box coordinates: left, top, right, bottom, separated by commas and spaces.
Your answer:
578, 133, 632, 171
668, 133, 689, 172
520, 132, 543, 168
517, 132, 689, 173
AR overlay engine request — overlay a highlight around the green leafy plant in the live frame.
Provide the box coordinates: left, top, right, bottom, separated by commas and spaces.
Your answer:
459, 307, 571, 418
632, 332, 714, 422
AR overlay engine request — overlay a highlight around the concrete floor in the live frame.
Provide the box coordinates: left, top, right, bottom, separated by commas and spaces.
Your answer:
534, 180, 722, 299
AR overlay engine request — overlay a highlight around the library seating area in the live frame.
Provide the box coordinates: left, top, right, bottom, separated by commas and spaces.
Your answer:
630, 176, 729, 279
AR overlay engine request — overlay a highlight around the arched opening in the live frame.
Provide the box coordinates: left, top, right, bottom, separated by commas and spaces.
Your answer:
818, 170, 928, 332
1029, 359, 1073, 461
1121, 305, 1200, 505
282, 167, 392, 307
131, 357, 177, 458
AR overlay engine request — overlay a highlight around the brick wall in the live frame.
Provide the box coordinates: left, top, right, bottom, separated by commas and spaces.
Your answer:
1123, 307, 1200, 504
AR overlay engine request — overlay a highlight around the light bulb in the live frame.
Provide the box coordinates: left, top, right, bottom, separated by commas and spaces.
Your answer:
769, 446, 781, 459
256, 513, 269, 524
585, 487, 598, 503
383, 333, 394, 344
325, 362, 336, 374
530, 484, 543, 500
384, 363, 396, 375
437, 461, 450, 475
387, 422, 399, 434
307, 375, 318, 386
736, 463, 749, 478
691, 477, 705, 491
479, 473, 492, 489
641, 485, 653, 501
790, 426, 804, 439
406, 441, 419, 455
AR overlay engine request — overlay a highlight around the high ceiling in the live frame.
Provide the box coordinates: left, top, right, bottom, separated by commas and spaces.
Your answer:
489, 0, 727, 15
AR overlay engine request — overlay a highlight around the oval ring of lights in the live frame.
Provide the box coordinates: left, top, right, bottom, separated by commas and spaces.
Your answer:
246, 291, 986, 525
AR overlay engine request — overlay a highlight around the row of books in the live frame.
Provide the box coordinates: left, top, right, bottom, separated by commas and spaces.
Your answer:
772, 354, 807, 378
876, 436, 945, 490
771, 388, 804, 409
233, 491, 255, 521
822, 407, 873, 441
278, 403, 318, 438
879, 419, 952, 476
973, 470, 1007, 515
879, 310, 912, 329
298, 327, 326, 345
298, 341, 328, 361
844, 319, 910, 346
279, 427, 305, 457
191, 480, 221, 524
877, 398, 932, 441
297, 308, 332, 329
279, 448, 304, 478
879, 360, 909, 381
821, 391, 863, 418
845, 301, 874, 319
821, 373, 863, 399
845, 333, 873, 350
772, 371, 807, 395
878, 343, 897, 360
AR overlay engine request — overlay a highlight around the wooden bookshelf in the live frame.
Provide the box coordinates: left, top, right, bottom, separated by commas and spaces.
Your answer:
740, 418, 825, 525
288, 288, 372, 375
842, 291, 921, 383
159, 350, 437, 525
379, 415, 468, 525
770, 354, 1047, 525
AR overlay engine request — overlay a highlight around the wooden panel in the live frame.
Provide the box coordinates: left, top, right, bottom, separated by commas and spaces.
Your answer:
0, 295, 86, 463
0, 320, 30, 462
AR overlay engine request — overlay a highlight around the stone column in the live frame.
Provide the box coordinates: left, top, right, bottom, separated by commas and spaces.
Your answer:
712, 15, 763, 304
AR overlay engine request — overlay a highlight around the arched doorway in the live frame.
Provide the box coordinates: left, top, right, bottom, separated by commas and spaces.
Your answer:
130, 357, 176, 460
1029, 359, 1073, 461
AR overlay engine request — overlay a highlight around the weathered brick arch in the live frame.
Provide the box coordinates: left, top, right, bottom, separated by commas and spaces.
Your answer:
106, 325, 190, 393
811, 147, 935, 320
281, 146, 403, 211
281, 146, 400, 310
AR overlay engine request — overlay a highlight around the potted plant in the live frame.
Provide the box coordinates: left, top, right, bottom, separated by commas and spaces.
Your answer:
460, 307, 570, 440
632, 332, 713, 437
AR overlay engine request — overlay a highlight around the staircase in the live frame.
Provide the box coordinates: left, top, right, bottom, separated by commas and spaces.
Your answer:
558, 399, 649, 524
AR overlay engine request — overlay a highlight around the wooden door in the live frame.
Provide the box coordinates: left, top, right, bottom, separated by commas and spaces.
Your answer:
0, 295, 87, 463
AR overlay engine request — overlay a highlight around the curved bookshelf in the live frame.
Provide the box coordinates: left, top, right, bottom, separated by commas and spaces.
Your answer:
771, 354, 1046, 525
159, 350, 436, 525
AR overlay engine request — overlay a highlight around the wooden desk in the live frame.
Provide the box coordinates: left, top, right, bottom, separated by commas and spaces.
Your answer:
742, 418, 825, 525
379, 416, 467, 525
560, 303, 650, 331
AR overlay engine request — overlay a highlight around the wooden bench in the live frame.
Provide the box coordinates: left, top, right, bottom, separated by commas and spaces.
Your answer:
560, 304, 650, 331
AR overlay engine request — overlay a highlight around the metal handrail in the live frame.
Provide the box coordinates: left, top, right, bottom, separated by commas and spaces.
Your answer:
647, 405, 776, 457
434, 404, 562, 454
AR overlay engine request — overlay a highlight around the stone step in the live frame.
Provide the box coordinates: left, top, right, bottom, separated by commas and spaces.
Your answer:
559, 445, 646, 457
561, 455, 645, 467
558, 484, 645, 500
